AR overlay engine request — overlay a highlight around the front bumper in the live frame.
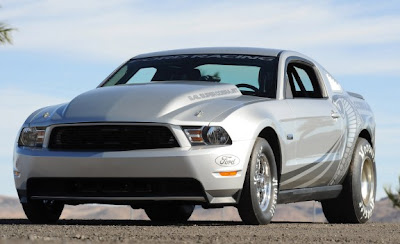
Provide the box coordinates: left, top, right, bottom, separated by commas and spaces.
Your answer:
14, 140, 254, 205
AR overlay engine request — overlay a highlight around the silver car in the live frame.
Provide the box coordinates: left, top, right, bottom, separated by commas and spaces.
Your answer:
14, 47, 376, 224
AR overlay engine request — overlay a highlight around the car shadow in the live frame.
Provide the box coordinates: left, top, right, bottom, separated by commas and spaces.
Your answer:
0, 219, 323, 226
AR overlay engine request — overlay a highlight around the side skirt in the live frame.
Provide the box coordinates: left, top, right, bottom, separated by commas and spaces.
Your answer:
278, 185, 342, 204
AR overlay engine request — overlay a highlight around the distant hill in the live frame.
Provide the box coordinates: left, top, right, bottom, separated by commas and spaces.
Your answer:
0, 195, 399, 222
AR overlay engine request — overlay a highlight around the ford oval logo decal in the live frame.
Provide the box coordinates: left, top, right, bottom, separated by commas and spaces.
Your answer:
215, 155, 240, 167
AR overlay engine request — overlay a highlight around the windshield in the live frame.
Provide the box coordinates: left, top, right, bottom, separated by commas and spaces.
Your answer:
102, 54, 278, 98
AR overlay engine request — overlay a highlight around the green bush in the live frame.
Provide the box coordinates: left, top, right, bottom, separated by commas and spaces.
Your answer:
384, 176, 400, 208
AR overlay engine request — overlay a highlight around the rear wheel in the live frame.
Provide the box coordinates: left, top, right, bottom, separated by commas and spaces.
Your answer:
237, 138, 278, 225
22, 200, 64, 224
322, 138, 376, 223
144, 204, 194, 222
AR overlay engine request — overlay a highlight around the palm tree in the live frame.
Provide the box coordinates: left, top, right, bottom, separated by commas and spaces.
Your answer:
0, 23, 14, 44
0, 6, 15, 44
384, 176, 400, 208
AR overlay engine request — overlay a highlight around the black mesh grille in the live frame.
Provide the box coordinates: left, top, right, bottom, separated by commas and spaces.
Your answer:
48, 125, 179, 151
27, 178, 204, 198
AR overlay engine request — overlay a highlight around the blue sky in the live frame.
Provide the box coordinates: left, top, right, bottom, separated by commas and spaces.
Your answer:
0, 0, 399, 199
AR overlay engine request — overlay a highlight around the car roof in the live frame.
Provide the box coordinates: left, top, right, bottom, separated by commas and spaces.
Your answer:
132, 47, 284, 59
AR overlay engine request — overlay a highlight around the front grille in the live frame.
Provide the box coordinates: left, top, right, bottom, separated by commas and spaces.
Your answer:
48, 125, 179, 151
27, 178, 204, 198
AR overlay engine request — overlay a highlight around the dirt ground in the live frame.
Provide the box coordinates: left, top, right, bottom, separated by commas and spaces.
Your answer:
0, 219, 399, 243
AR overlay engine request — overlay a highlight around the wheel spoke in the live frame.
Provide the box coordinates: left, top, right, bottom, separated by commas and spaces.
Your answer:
254, 153, 272, 211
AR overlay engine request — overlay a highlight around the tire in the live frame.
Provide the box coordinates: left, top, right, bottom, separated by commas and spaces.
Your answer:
237, 138, 279, 225
22, 200, 64, 224
322, 138, 376, 223
144, 204, 194, 222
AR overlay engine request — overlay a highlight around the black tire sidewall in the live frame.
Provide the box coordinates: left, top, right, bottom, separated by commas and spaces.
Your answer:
22, 200, 64, 224
145, 204, 194, 222
248, 138, 278, 224
350, 138, 376, 223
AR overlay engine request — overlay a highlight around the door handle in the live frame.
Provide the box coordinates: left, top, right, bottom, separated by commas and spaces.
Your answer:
331, 111, 341, 119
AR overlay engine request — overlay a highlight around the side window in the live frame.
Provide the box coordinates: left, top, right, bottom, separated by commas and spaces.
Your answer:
291, 73, 301, 91
294, 67, 313, 91
126, 67, 157, 84
287, 63, 323, 98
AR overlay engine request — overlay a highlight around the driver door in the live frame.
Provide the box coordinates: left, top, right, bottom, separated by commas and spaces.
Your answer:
280, 61, 343, 190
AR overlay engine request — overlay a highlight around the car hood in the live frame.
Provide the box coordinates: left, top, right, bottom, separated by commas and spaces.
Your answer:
27, 81, 267, 126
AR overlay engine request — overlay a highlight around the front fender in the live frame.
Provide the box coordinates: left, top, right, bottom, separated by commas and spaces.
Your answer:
209, 99, 294, 173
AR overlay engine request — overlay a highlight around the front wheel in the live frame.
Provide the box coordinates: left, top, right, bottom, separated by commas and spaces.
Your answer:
22, 200, 64, 224
144, 204, 194, 222
322, 138, 376, 223
237, 138, 279, 225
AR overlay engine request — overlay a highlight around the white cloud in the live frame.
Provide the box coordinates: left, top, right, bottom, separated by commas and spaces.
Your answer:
1, 0, 400, 75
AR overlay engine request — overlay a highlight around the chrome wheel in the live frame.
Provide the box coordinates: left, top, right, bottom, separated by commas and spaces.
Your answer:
238, 138, 278, 225
254, 153, 272, 211
360, 158, 375, 205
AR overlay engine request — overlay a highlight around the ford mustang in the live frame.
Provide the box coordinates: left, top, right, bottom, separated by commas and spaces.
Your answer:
13, 47, 376, 224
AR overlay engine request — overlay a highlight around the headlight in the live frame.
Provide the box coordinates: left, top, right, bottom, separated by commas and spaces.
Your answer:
183, 126, 231, 145
205, 126, 230, 145
18, 127, 46, 147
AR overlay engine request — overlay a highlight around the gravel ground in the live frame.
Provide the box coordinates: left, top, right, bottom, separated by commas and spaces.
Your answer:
0, 219, 399, 243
